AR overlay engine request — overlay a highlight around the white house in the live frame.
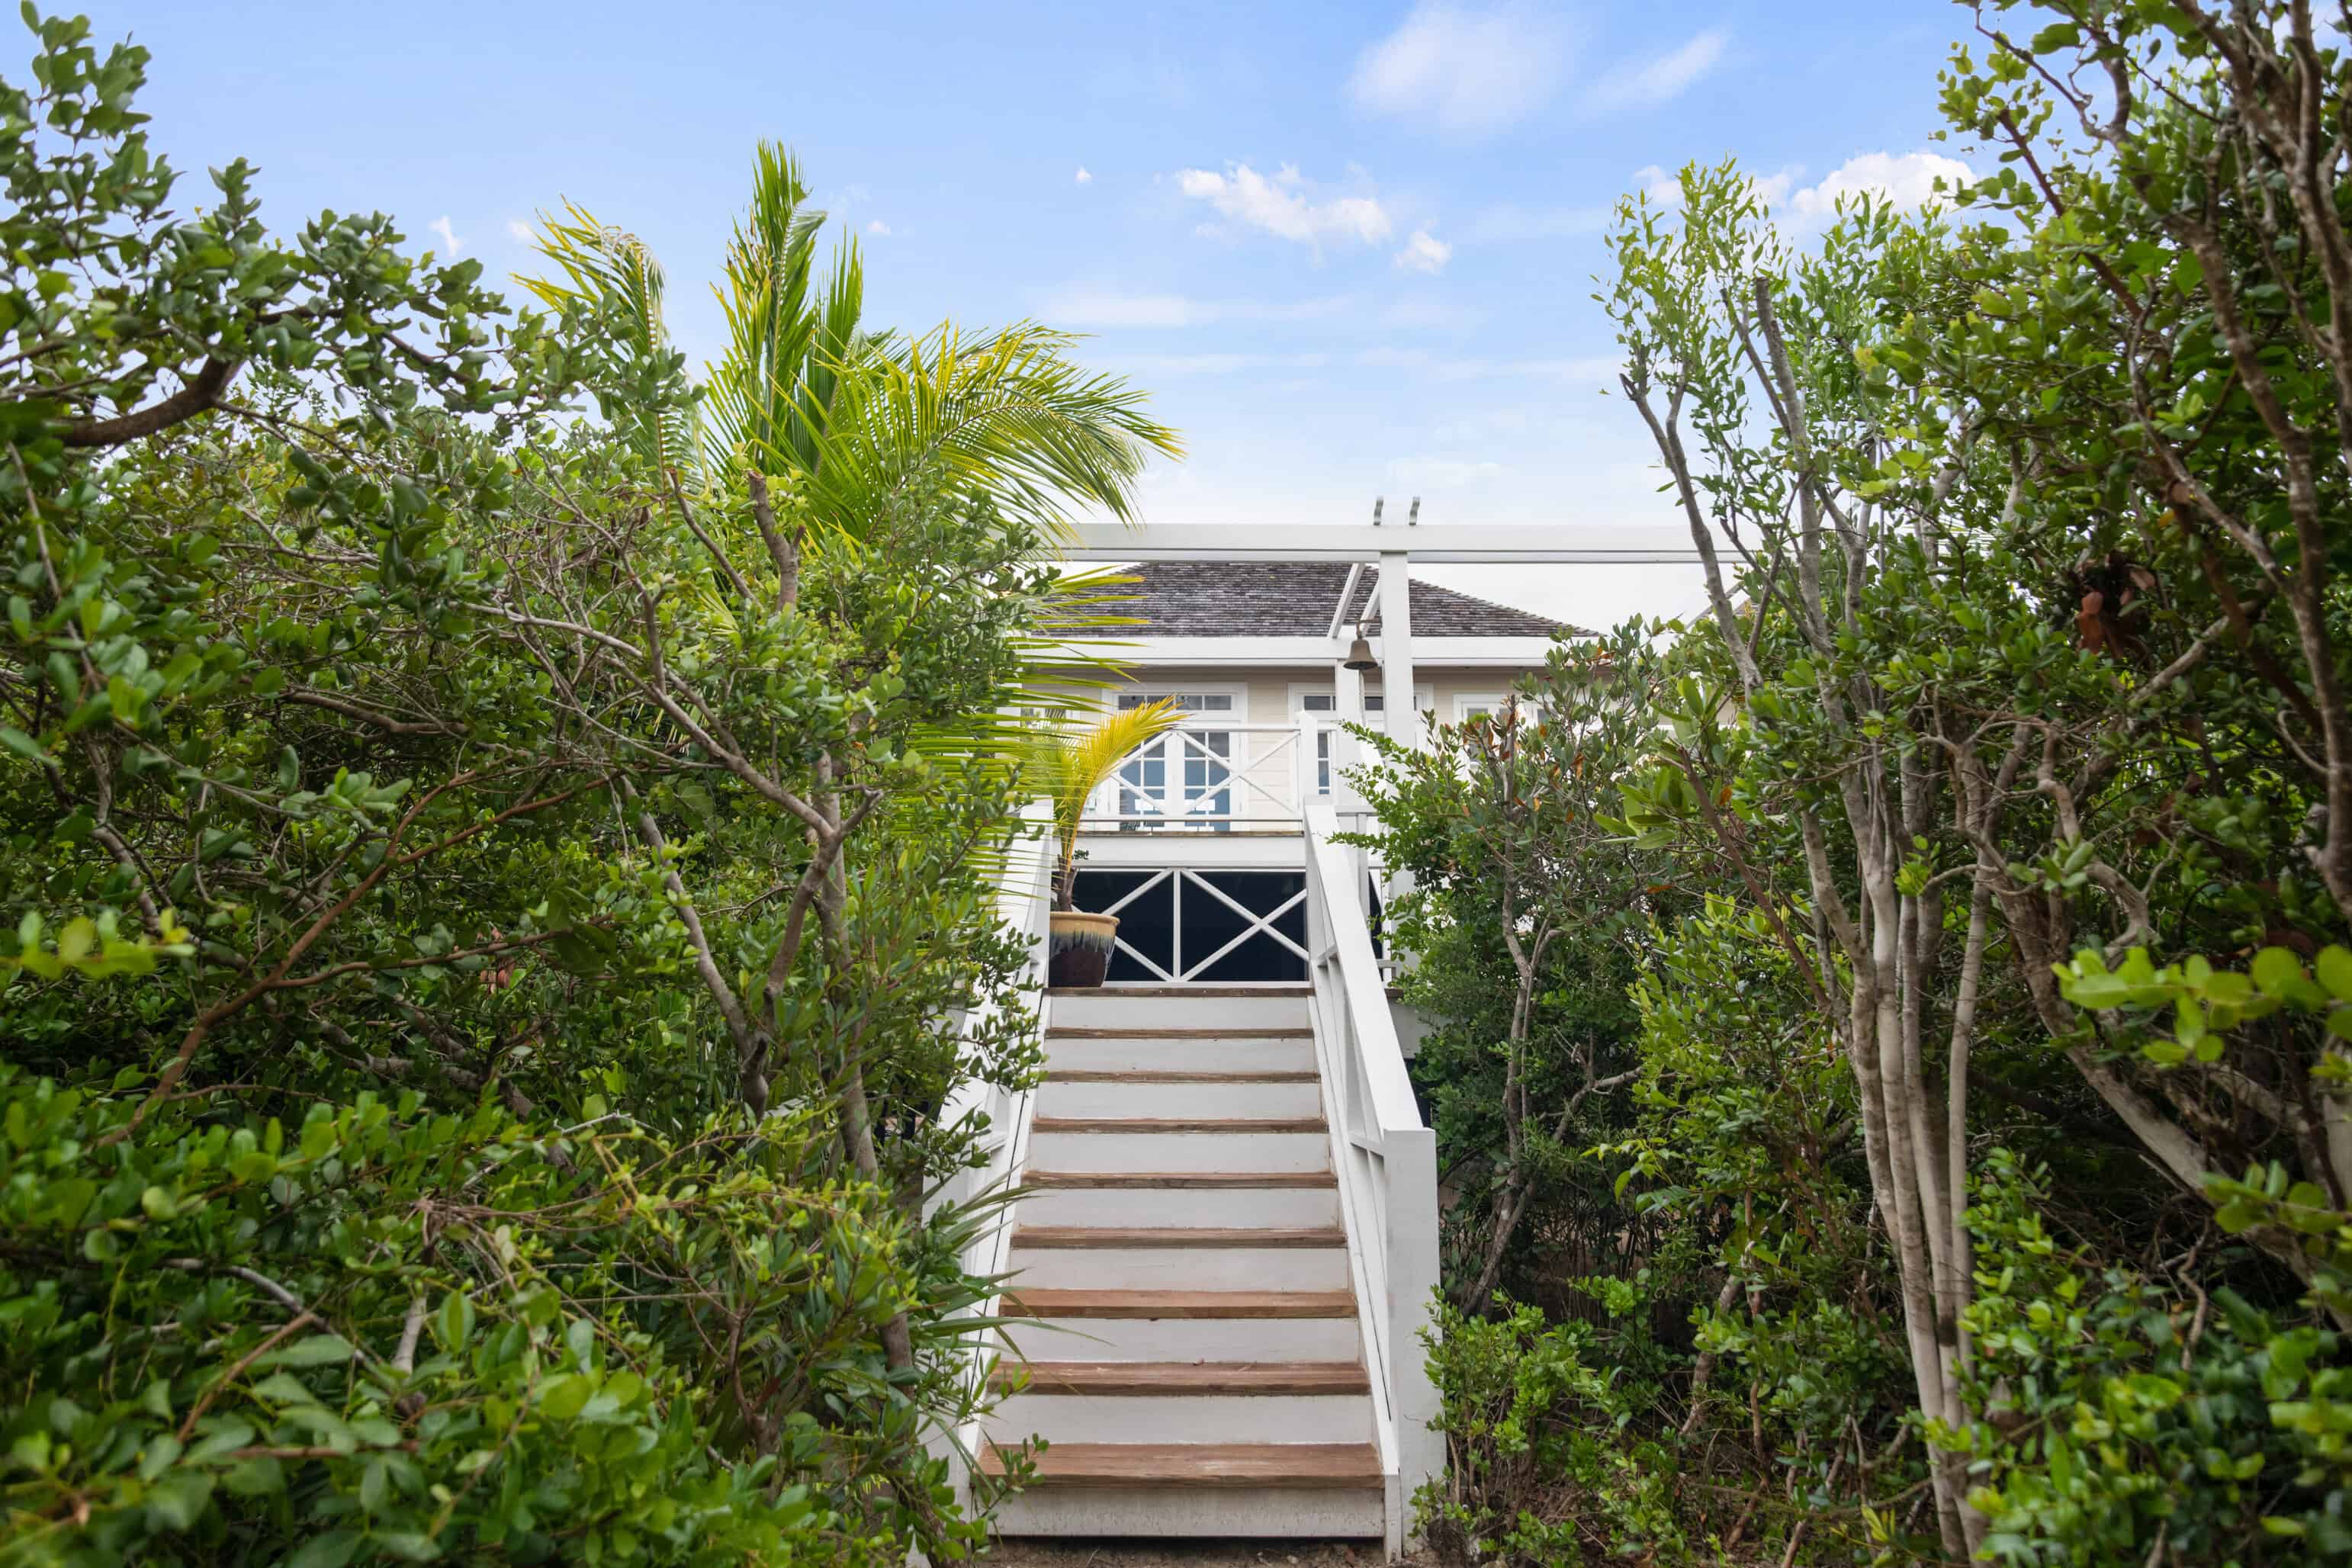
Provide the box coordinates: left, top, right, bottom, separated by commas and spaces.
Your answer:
929, 524, 1690, 1556
1059, 557, 1570, 985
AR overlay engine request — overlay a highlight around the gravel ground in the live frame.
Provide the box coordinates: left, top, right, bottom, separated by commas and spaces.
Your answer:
984, 1541, 1428, 1568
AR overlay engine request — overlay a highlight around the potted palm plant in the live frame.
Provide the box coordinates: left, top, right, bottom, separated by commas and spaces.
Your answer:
1033, 699, 1185, 988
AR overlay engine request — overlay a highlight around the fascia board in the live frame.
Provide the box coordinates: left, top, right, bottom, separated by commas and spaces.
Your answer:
1067, 635, 1560, 668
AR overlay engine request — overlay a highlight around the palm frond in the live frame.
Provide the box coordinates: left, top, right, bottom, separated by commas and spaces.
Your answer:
796, 323, 1181, 544
1029, 699, 1185, 902
704, 143, 847, 485
518, 204, 699, 483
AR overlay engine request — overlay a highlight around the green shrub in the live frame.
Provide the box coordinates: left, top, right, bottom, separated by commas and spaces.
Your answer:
1946, 1152, 2352, 1563
1415, 1294, 1684, 1565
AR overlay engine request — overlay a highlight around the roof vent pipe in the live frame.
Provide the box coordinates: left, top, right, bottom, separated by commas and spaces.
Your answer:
1407, 496, 1421, 526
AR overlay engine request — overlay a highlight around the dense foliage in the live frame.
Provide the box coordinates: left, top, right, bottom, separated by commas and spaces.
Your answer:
1382, 2, 2352, 1562
0, 11, 1171, 1564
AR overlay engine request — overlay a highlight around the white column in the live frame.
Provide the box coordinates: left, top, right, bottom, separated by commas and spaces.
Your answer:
1378, 551, 1415, 750
1332, 648, 1365, 813
1375, 552, 1419, 954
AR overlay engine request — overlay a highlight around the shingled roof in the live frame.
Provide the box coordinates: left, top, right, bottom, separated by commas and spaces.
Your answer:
1103, 561, 1573, 639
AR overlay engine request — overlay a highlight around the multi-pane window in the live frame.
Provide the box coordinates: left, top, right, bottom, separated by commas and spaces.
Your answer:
1292, 686, 1427, 794
1112, 691, 1237, 829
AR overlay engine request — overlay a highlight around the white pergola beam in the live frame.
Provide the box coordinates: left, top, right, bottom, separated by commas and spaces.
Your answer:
1066, 522, 1705, 564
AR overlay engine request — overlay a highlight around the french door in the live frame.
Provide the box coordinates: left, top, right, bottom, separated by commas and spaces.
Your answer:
1110, 690, 1241, 831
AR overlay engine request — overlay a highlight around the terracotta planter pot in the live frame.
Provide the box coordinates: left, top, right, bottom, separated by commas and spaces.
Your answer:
1047, 910, 1119, 989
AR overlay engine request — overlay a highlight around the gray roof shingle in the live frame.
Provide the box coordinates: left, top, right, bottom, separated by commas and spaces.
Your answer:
1097, 561, 1574, 639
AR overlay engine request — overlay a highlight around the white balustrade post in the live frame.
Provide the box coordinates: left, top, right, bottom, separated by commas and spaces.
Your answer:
1293, 715, 1315, 826
1386, 1123, 1443, 1528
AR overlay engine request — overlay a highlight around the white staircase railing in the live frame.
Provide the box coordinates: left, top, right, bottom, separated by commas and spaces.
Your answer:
925, 798, 1056, 1512
1301, 795, 1442, 1552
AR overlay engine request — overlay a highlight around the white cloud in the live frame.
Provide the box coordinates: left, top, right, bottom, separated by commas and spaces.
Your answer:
867, 219, 891, 235
1394, 230, 1452, 273
1583, 27, 1728, 115
1626, 149, 1973, 234
1351, 3, 1570, 135
1462, 203, 1609, 243
1631, 162, 1797, 212
1631, 164, 1685, 206
1173, 162, 1393, 249
1752, 168, 1798, 207
429, 216, 464, 256
1075, 165, 1094, 185
505, 218, 535, 245
1785, 150, 1974, 223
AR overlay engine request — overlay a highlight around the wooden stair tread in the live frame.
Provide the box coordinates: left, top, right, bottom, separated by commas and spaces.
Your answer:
1022, 1170, 1338, 1190
1033, 1116, 1326, 1134
1048, 1027, 1313, 1040
994, 1361, 1370, 1396
1046, 1068, 1319, 1083
1002, 1288, 1354, 1319
979, 1441, 1383, 1489
1014, 1226, 1345, 1249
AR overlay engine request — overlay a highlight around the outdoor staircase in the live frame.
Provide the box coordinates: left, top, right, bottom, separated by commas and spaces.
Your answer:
981, 985, 1389, 1541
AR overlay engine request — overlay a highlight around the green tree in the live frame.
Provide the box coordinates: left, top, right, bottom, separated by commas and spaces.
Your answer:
0, 11, 1174, 1563
1346, 628, 1675, 1313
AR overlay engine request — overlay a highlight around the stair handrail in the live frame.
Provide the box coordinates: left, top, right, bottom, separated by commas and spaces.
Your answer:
1300, 786, 1442, 1546
924, 796, 1056, 1511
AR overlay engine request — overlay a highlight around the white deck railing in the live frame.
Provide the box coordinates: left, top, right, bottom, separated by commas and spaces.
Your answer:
1077, 722, 1308, 831
925, 798, 1056, 1509
1302, 795, 1441, 1550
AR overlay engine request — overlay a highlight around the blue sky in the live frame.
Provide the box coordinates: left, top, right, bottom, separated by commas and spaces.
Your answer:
83, 2, 1981, 626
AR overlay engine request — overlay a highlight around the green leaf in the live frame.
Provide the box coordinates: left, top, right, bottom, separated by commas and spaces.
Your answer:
2315, 946, 2352, 1001
536, 1372, 592, 1421
286, 1530, 364, 1568
143, 1468, 214, 1532
55, 917, 95, 964
259, 1334, 356, 1368
2251, 946, 2303, 994
434, 1290, 477, 1356
0, 726, 53, 768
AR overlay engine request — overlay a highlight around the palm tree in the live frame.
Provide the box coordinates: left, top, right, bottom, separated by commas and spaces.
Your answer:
1030, 699, 1186, 910
516, 144, 1181, 1361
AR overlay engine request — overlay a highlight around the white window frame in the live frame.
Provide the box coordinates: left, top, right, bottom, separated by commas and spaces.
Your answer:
1453, 692, 1509, 722
1102, 683, 1250, 826
1289, 682, 1432, 795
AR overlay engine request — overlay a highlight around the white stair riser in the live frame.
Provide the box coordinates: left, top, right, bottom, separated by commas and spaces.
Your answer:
1052, 994, 1310, 1031
1017, 1187, 1341, 1229
1002, 1316, 1361, 1362
1028, 1130, 1329, 1174
1009, 1245, 1351, 1291
986, 1393, 1374, 1445
988, 1486, 1384, 1538
1046, 1039, 1316, 1073
1041, 1080, 1323, 1120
